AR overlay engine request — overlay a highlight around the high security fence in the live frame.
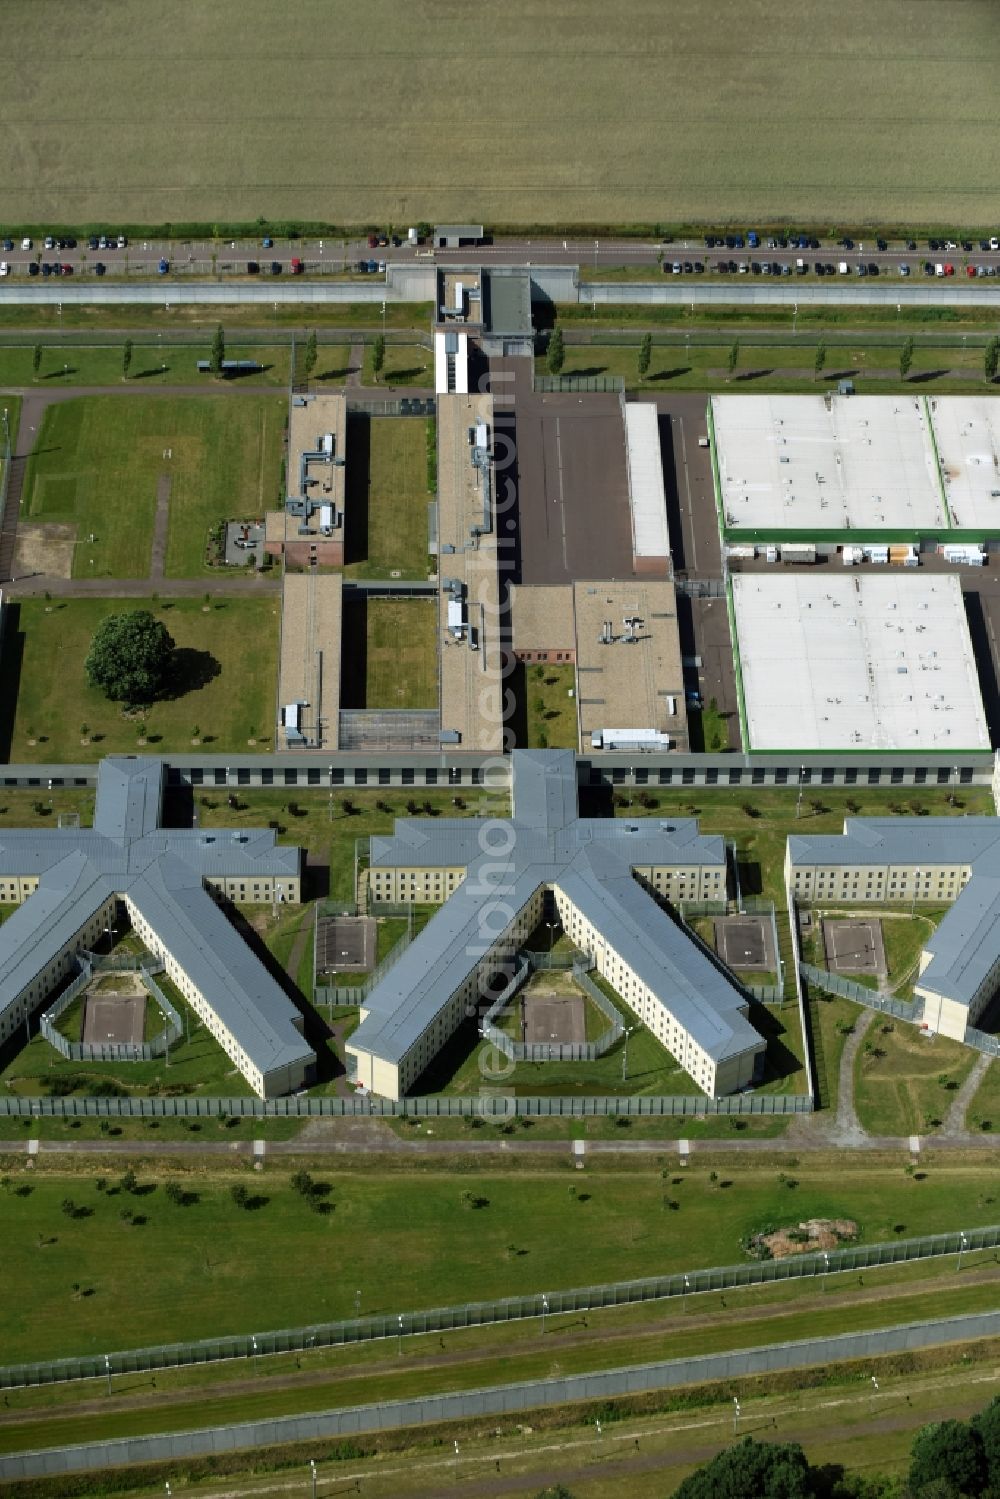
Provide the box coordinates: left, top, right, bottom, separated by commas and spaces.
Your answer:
1, 1221, 994, 1394
480, 956, 625, 1064
315, 919, 414, 1005
5, 1310, 1000, 1482
0, 1090, 809, 1120
38, 958, 182, 1064
800, 962, 926, 1023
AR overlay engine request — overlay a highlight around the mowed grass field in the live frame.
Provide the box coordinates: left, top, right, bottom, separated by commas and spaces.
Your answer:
23, 395, 286, 578
1, 597, 279, 759
3, 2, 999, 227
2, 1162, 998, 1364
341, 596, 437, 710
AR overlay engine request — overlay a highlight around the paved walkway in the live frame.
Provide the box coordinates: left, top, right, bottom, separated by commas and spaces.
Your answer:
828, 1008, 876, 1147
149, 474, 171, 580
941, 1050, 992, 1139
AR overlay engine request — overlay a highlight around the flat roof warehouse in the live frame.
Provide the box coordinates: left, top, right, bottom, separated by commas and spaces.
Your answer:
712, 394, 946, 539
731, 573, 990, 753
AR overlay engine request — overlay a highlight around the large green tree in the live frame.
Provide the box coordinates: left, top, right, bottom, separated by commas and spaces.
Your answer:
546, 326, 565, 376
674, 1437, 817, 1499
972, 1396, 1000, 1484
84, 611, 175, 704
909, 1420, 985, 1498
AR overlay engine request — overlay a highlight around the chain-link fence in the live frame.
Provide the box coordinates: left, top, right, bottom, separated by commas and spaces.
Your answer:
0, 1090, 809, 1121
800, 962, 926, 1023
1, 1222, 994, 1394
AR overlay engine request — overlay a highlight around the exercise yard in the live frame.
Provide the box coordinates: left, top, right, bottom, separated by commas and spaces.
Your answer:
22, 395, 285, 579
1, 597, 278, 761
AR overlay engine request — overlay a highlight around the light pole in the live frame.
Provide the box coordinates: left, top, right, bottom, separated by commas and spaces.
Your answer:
354, 1288, 362, 1317
795, 765, 806, 819
252, 1334, 258, 1374
545, 920, 557, 954
397, 1313, 403, 1356
453, 1439, 460, 1481
310, 1458, 317, 1499
622, 1024, 636, 1083
105, 1354, 112, 1396
958, 1231, 969, 1272
541, 1293, 549, 1335
733, 1396, 741, 1434
683, 1273, 691, 1312
822, 1250, 830, 1291
870, 1375, 879, 1411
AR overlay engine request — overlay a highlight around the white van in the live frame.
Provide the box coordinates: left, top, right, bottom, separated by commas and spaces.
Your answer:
838, 261, 849, 274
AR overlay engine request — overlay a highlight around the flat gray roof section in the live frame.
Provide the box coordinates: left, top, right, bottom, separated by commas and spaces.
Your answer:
732, 573, 989, 752
485, 269, 532, 336
712, 394, 946, 536
625, 403, 670, 560
354, 750, 760, 1070
789, 816, 1000, 1013
927, 396, 1000, 534
0, 758, 313, 1092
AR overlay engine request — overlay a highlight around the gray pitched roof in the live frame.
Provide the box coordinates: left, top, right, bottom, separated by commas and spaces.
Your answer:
0, 758, 313, 1085
789, 816, 1000, 1011
354, 751, 757, 1069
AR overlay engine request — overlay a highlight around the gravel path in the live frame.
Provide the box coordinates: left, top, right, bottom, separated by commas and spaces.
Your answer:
940, 1051, 992, 1140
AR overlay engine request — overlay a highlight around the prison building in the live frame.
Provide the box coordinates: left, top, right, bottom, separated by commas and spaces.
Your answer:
347, 750, 764, 1100
0, 758, 314, 1097
787, 818, 1000, 1041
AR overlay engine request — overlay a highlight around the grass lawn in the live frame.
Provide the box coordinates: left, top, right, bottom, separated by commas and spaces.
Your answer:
1, 1160, 999, 1367
808, 993, 862, 1113
688, 697, 729, 753
966, 1058, 1000, 1134
21, 395, 286, 578
344, 416, 433, 580
538, 341, 1000, 397
364, 342, 434, 388
524, 662, 578, 749
340, 596, 437, 709
0, 977, 255, 1100
854, 1022, 979, 1136
0, 343, 289, 387
420, 975, 707, 1099
185, 786, 510, 904
2, 597, 278, 760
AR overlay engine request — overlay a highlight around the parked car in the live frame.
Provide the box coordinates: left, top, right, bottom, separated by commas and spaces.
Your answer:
246, 260, 259, 274
270, 261, 282, 275
0, 263, 7, 278
262, 236, 273, 249
876, 237, 887, 251
157, 258, 169, 275
898, 263, 911, 276
60, 264, 73, 276
43, 236, 55, 250
20, 237, 31, 251
94, 262, 106, 276
98, 235, 109, 250
367, 233, 378, 248
88, 236, 99, 251
1, 238, 12, 252
290, 257, 303, 274
117, 234, 127, 249
27, 261, 38, 276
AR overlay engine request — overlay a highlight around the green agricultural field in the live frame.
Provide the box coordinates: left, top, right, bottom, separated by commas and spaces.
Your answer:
1, 1161, 997, 1366
344, 416, 434, 580
1, 597, 278, 760
3, 2, 998, 227
21, 395, 285, 578
340, 595, 437, 710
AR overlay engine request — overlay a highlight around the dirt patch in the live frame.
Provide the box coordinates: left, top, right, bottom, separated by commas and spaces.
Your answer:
748, 1217, 858, 1260
14, 521, 76, 579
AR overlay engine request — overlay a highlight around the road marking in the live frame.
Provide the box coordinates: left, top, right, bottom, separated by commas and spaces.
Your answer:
26, 1138, 38, 1155
679, 1138, 689, 1162
572, 1137, 586, 1157
909, 1134, 921, 1155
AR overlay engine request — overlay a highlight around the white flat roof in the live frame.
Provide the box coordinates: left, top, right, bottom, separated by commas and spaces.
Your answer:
731, 572, 990, 752
928, 396, 1000, 534
625, 403, 670, 558
712, 394, 946, 535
